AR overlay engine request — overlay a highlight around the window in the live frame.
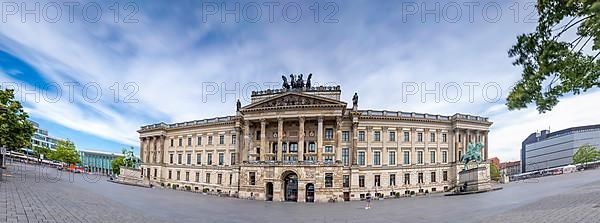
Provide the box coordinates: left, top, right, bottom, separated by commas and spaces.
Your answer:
168, 170, 172, 179
324, 146, 333, 153
430, 151, 436, 164
374, 175, 381, 187
188, 137, 192, 146
325, 173, 333, 188
208, 136, 213, 145
177, 154, 182, 165
169, 154, 174, 164
231, 134, 237, 144
443, 171, 448, 181
358, 131, 365, 141
404, 132, 410, 142
374, 131, 381, 141
229, 174, 233, 185
459, 134, 462, 143
153, 169, 157, 178
417, 151, 424, 164
176, 171, 181, 180
430, 133, 436, 142
231, 153, 236, 165
170, 139, 174, 147
431, 172, 436, 183
389, 151, 396, 165
289, 143, 298, 152
195, 172, 200, 182
389, 131, 395, 142
197, 136, 202, 145
442, 133, 447, 143
390, 174, 396, 186
417, 133, 423, 142
187, 154, 192, 165
218, 153, 224, 165
404, 173, 410, 185
196, 154, 202, 165
373, 151, 381, 165
403, 151, 410, 164
418, 173, 424, 184
343, 175, 350, 188
442, 151, 448, 163
178, 138, 182, 147
324, 155, 334, 163
325, 128, 334, 140
342, 148, 349, 166
249, 172, 256, 185
308, 143, 315, 152
256, 131, 261, 140
206, 173, 211, 183
207, 153, 213, 165
342, 131, 349, 142
217, 174, 222, 185
185, 172, 190, 181
358, 151, 366, 166
219, 135, 225, 145
359, 175, 365, 187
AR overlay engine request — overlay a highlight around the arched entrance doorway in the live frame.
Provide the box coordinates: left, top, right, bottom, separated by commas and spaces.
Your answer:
283, 171, 298, 202
265, 182, 274, 201
305, 183, 315, 202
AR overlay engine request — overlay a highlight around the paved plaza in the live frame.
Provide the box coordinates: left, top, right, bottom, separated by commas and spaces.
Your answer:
1, 163, 600, 223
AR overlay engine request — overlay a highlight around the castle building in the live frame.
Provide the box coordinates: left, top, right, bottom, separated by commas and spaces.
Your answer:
138, 76, 492, 202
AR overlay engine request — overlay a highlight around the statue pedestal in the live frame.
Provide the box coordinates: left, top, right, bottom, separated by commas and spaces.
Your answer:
458, 164, 492, 192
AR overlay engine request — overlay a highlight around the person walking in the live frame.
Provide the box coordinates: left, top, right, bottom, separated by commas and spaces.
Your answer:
365, 191, 372, 210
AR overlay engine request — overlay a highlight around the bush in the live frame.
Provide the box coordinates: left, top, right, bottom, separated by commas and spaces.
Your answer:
185, 186, 191, 191
202, 188, 209, 193
172, 184, 177, 190
410, 191, 415, 195
395, 192, 401, 198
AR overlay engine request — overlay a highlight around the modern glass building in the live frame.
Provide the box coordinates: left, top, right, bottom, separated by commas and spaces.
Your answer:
521, 124, 600, 173
30, 121, 60, 150
79, 150, 124, 174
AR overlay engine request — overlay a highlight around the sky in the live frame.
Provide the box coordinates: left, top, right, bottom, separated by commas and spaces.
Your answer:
0, 0, 598, 161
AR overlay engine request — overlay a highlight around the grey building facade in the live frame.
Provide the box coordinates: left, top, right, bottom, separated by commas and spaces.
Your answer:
521, 124, 600, 173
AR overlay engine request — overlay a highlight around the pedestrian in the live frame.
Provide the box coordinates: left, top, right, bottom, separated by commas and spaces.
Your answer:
365, 191, 372, 210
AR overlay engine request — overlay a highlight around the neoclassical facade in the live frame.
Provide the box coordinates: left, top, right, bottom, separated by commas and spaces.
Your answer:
139, 79, 492, 202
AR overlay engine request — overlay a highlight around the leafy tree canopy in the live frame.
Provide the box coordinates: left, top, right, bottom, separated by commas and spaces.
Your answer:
111, 156, 125, 174
507, 0, 600, 113
0, 88, 35, 150
49, 140, 81, 165
573, 144, 600, 164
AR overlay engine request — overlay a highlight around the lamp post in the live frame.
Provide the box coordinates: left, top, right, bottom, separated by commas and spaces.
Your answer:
1, 105, 6, 176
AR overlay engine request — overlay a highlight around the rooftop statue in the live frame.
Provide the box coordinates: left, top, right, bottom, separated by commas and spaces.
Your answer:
290, 74, 296, 89
297, 74, 305, 88
462, 142, 485, 170
306, 73, 312, 89
236, 99, 241, 111
352, 92, 359, 111
282, 76, 290, 89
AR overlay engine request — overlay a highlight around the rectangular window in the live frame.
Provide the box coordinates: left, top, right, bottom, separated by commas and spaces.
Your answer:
219, 135, 225, 145
442, 151, 448, 163
430, 151, 436, 164
404, 132, 410, 142
325, 128, 334, 140
459, 134, 462, 143
154, 169, 157, 178
308, 143, 315, 152
195, 172, 200, 182
231, 134, 237, 144
417, 151, 424, 164
176, 171, 181, 180
430, 133, 436, 142
196, 154, 202, 165
417, 133, 423, 142
431, 172, 436, 183
169, 154, 174, 164
206, 173, 211, 183
185, 172, 190, 181
443, 171, 448, 181
418, 173, 424, 184
197, 136, 202, 145
358, 131, 365, 142
289, 143, 298, 152
389, 151, 396, 165
404, 173, 410, 185
170, 139, 174, 147
373, 151, 381, 165
188, 137, 192, 146
342, 148, 349, 166
218, 153, 224, 165
217, 174, 222, 185
343, 175, 350, 188
187, 153, 191, 165
207, 153, 213, 165
403, 151, 410, 164
325, 173, 333, 188
324, 145, 333, 153
208, 136, 213, 145
358, 151, 366, 166
177, 154, 182, 165
256, 131, 261, 140
374, 131, 381, 141
231, 153, 236, 165
390, 174, 396, 186
177, 138, 182, 147
442, 133, 447, 143
374, 175, 381, 187
168, 170, 172, 179
342, 131, 350, 142
359, 175, 365, 187
389, 131, 396, 142
249, 172, 256, 185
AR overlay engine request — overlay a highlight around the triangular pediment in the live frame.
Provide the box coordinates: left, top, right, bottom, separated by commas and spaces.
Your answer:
241, 92, 346, 111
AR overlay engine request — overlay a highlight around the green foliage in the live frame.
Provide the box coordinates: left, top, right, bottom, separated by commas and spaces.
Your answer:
573, 144, 600, 164
490, 164, 500, 181
507, 0, 600, 113
111, 156, 125, 174
31, 146, 51, 160
0, 88, 35, 151
49, 140, 80, 165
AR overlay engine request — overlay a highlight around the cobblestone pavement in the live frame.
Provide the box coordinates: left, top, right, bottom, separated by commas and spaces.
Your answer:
2, 162, 600, 223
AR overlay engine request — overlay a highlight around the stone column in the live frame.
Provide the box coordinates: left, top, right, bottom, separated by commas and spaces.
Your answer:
382, 127, 388, 165
243, 120, 250, 162
351, 122, 358, 165
139, 137, 145, 164
298, 117, 305, 161
484, 131, 489, 160
366, 126, 372, 166
424, 128, 429, 164
260, 119, 267, 161
335, 117, 343, 162
454, 129, 459, 162
410, 128, 416, 164
235, 126, 242, 165
317, 117, 324, 161
277, 118, 284, 161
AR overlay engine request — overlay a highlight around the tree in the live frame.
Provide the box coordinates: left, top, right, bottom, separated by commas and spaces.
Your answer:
0, 88, 35, 151
490, 164, 500, 181
507, 0, 600, 113
572, 144, 600, 164
49, 140, 81, 165
31, 145, 51, 161
111, 156, 125, 174
112, 147, 137, 174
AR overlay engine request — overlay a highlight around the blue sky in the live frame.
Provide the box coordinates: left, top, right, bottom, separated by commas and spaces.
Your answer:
1, 0, 599, 161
